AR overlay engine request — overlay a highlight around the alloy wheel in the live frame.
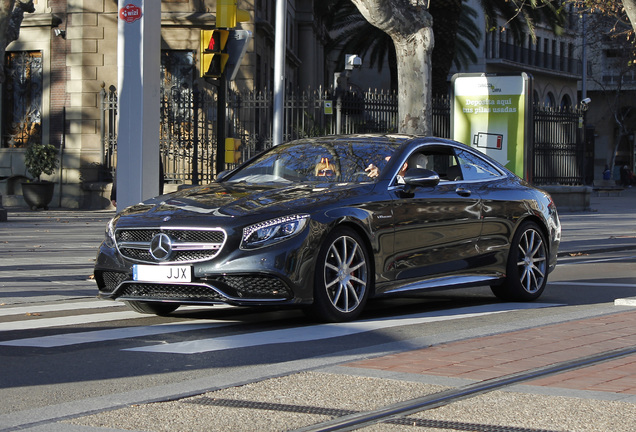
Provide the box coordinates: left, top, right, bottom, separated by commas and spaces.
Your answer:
515, 227, 547, 294
323, 234, 368, 314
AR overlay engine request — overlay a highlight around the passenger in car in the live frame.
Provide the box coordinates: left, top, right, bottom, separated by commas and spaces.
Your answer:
365, 153, 428, 183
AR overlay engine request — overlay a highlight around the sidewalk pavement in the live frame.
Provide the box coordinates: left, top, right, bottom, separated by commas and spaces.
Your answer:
2, 188, 636, 431
557, 185, 636, 256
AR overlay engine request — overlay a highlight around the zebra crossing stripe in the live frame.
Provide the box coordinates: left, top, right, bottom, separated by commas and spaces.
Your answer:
0, 303, 561, 351
0, 319, 238, 348
125, 303, 562, 355
0, 310, 143, 332
0, 300, 124, 318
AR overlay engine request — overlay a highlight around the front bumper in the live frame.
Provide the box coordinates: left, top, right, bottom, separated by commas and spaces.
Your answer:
94, 269, 298, 306
94, 223, 319, 307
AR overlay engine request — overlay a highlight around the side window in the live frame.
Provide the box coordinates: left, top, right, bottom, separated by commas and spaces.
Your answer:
414, 147, 460, 181
455, 149, 503, 181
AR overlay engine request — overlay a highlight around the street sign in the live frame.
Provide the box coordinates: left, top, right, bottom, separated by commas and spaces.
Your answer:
119, 4, 142, 23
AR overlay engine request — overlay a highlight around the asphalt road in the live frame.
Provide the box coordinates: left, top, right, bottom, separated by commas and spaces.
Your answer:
1, 190, 635, 431
1, 248, 635, 431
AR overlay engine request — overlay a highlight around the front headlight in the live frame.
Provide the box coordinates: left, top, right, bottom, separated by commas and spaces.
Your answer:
103, 217, 117, 248
241, 214, 309, 250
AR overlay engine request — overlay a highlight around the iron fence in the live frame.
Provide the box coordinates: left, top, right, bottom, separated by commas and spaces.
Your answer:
99, 85, 117, 182
532, 104, 585, 185
100, 86, 585, 186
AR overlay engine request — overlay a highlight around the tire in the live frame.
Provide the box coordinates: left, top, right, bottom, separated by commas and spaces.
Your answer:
491, 221, 548, 302
125, 300, 179, 316
309, 227, 371, 322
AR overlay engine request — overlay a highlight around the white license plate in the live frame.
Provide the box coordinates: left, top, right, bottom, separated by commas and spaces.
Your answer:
133, 265, 192, 283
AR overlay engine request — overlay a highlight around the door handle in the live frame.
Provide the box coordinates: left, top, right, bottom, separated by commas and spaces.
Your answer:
455, 188, 471, 197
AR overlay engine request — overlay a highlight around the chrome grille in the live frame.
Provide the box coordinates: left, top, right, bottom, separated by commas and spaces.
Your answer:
218, 275, 292, 299
115, 227, 226, 264
116, 229, 225, 244
96, 271, 129, 293
116, 229, 157, 243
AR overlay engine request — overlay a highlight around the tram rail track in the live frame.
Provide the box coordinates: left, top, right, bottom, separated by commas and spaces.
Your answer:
287, 344, 636, 431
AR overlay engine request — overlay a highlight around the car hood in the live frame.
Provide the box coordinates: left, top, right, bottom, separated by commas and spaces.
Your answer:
116, 181, 373, 226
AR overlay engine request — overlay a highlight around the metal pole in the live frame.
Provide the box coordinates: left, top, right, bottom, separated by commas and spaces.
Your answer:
192, 85, 199, 185
272, 0, 286, 146
58, 107, 65, 207
336, 94, 342, 135
116, 0, 161, 209
581, 13, 587, 101
100, 85, 106, 167
216, 75, 227, 176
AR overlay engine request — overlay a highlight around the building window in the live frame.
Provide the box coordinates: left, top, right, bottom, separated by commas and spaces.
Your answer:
544, 92, 555, 107
161, 50, 195, 91
560, 94, 572, 109
2, 51, 42, 148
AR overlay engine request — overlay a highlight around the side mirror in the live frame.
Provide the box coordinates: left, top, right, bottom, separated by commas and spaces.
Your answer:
402, 168, 440, 193
216, 170, 230, 182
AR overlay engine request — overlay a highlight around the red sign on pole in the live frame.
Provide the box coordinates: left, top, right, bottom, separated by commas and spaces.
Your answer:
119, 4, 142, 23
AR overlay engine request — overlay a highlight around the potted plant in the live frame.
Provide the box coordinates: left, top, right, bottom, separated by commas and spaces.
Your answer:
22, 142, 59, 210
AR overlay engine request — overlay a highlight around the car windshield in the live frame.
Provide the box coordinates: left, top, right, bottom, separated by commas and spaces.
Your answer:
224, 139, 401, 184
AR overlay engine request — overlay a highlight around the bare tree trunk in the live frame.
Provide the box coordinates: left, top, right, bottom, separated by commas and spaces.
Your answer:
0, 0, 15, 221
0, 0, 33, 221
610, 129, 625, 184
623, 0, 636, 33
0, 0, 16, 83
0, 0, 33, 83
351, 0, 434, 135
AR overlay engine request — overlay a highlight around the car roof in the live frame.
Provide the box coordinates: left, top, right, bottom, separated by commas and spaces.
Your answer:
301, 134, 416, 144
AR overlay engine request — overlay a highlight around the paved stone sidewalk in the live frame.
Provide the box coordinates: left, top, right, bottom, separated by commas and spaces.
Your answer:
347, 309, 636, 395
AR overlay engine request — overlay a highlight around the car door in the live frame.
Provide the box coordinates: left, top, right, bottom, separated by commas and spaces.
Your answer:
385, 146, 484, 285
452, 146, 517, 275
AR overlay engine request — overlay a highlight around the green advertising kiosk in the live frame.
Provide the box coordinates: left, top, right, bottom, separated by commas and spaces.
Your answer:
451, 73, 533, 180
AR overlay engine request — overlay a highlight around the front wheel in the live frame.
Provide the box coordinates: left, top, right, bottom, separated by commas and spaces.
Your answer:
309, 228, 371, 322
125, 300, 179, 316
491, 221, 548, 302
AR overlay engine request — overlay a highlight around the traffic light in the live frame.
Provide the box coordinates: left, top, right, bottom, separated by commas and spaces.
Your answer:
217, 0, 250, 29
225, 138, 242, 164
200, 29, 229, 78
225, 29, 252, 81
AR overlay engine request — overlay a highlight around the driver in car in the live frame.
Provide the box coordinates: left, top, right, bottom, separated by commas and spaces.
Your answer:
315, 157, 338, 177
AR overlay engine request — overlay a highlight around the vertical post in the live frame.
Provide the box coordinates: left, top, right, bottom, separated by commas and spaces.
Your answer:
192, 84, 199, 185
272, 0, 286, 146
581, 13, 587, 101
216, 76, 227, 176
99, 84, 106, 167
116, 1, 160, 209
336, 94, 342, 135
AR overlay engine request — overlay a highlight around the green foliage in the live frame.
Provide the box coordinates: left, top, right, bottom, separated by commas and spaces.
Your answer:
478, 0, 567, 43
24, 142, 59, 181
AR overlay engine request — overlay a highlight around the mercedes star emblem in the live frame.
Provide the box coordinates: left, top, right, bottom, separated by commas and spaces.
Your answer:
150, 233, 172, 261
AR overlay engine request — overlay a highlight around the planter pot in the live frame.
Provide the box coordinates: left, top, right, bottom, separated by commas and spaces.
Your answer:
21, 181, 55, 210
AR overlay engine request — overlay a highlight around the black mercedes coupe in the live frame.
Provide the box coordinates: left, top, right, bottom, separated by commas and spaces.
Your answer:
94, 135, 561, 322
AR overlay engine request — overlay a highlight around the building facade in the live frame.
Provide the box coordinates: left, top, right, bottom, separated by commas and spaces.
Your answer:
580, 12, 636, 183
1, 1, 631, 212
0, 0, 327, 209
456, 1, 582, 108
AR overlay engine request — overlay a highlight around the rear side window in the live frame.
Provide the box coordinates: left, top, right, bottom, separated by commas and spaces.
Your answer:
455, 148, 503, 181
406, 146, 461, 181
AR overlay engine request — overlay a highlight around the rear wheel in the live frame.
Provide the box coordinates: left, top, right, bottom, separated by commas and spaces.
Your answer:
491, 221, 548, 302
309, 227, 370, 322
125, 300, 179, 316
